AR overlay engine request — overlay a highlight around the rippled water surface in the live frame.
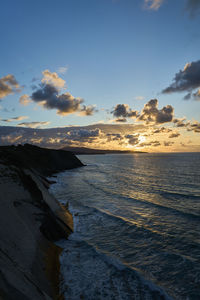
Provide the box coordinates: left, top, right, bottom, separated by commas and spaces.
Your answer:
50, 153, 200, 299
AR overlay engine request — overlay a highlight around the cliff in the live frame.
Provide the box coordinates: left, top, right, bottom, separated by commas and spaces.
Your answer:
0, 144, 84, 300
0, 143, 84, 176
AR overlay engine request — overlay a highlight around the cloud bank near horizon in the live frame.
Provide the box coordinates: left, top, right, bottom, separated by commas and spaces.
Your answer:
0, 119, 199, 151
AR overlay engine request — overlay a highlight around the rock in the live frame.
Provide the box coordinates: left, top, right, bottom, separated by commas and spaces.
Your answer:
0, 144, 83, 299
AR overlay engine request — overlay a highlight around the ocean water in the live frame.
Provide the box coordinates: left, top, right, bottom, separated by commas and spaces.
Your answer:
50, 153, 200, 300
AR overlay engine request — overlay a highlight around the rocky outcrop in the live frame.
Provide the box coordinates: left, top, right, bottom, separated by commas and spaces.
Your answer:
0, 143, 84, 176
0, 144, 84, 300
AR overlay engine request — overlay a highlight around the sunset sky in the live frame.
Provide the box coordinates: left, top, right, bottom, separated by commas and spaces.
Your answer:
0, 0, 200, 152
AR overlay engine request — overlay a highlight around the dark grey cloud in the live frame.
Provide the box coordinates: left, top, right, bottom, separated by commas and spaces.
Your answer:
125, 134, 140, 145
139, 140, 161, 147
153, 127, 172, 134
106, 132, 140, 146
115, 118, 127, 123
173, 119, 200, 133
138, 99, 174, 124
162, 60, 200, 100
31, 83, 94, 116
168, 132, 180, 138
186, 0, 200, 17
187, 121, 200, 133
80, 105, 97, 116
106, 133, 124, 142
112, 104, 138, 120
173, 118, 189, 127
0, 75, 20, 99
23, 70, 97, 116
164, 141, 174, 147
67, 128, 102, 142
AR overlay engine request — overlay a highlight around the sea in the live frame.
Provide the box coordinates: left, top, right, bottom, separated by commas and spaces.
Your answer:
49, 153, 200, 300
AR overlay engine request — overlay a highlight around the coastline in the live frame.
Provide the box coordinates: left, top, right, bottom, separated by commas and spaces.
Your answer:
0, 144, 82, 299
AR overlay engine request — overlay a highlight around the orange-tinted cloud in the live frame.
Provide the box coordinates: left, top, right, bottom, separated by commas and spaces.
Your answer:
0, 74, 20, 99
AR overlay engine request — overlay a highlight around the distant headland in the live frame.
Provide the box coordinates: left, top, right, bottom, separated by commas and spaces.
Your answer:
62, 146, 146, 155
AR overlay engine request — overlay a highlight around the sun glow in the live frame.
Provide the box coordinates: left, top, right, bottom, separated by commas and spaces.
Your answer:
139, 135, 146, 143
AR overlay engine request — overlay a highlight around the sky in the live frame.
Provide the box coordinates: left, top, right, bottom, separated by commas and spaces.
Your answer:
0, 0, 200, 152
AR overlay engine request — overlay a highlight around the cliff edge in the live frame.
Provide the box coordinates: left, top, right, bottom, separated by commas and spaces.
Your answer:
0, 144, 84, 300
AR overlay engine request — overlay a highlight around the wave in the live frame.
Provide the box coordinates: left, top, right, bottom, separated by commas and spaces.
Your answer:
79, 177, 200, 221
69, 202, 167, 238
57, 237, 173, 300
159, 190, 200, 201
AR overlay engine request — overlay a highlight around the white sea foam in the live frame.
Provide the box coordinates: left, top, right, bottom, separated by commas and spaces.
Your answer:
57, 236, 172, 300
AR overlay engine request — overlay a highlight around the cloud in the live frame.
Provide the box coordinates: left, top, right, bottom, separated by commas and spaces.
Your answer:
18, 121, 50, 128
0, 130, 25, 144
19, 94, 31, 106
186, 0, 200, 17
125, 134, 140, 146
115, 118, 127, 123
57, 66, 68, 74
173, 119, 200, 133
112, 104, 138, 120
138, 99, 174, 124
106, 133, 123, 142
173, 118, 189, 127
162, 60, 200, 100
0, 124, 145, 149
0, 122, 198, 151
79, 105, 97, 116
42, 69, 66, 88
193, 89, 200, 101
0, 74, 20, 99
144, 0, 164, 10
139, 140, 161, 147
164, 141, 174, 147
187, 121, 200, 133
135, 96, 145, 100
28, 70, 96, 116
31, 84, 84, 115
1, 116, 28, 122
168, 132, 180, 138
152, 127, 172, 134
68, 128, 101, 138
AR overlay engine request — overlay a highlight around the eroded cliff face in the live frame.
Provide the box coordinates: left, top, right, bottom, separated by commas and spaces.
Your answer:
0, 145, 83, 300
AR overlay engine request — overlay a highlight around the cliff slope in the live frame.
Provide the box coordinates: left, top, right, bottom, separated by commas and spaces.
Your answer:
0, 144, 83, 300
